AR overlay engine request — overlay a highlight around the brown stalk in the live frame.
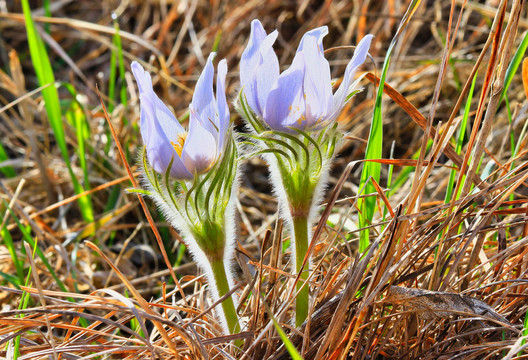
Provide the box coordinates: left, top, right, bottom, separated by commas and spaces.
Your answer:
364, 73, 489, 189
409, 0, 466, 222
459, 0, 523, 291
84, 240, 181, 355
24, 242, 59, 360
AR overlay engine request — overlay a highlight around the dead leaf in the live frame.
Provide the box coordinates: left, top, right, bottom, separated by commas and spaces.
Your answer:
522, 57, 528, 100
385, 286, 513, 329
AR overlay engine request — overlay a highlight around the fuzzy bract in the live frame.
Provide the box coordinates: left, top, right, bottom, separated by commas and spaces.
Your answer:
240, 19, 373, 133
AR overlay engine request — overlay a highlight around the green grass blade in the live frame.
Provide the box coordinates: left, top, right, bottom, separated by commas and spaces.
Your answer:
13, 242, 35, 359
4, 201, 68, 293
108, 20, 119, 113
73, 104, 90, 188
0, 211, 24, 284
22, 0, 65, 162
520, 308, 528, 356
174, 243, 186, 267
212, 30, 222, 52
105, 19, 130, 214
43, 0, 51, 34
66, 95, 91, 192
63, 83, 95, 217
445, 71, 477, 203
0, 141, 16, 178
65, 95, 90, 183
108, 19, 127, 113
357, 0, 423, 252
271, 315, 304, 360
382, 141, 396, 224
21, 0, 94, 223
115, 23, 127, 110
500, 31, 528, 104
0, 271, 22, 288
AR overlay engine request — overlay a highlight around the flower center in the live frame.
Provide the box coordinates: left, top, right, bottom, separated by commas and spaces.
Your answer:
171, 133, 188, 157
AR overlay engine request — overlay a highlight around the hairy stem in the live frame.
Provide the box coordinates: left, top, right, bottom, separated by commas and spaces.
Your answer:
293, 214, 309, 327
210, 257, 240, 335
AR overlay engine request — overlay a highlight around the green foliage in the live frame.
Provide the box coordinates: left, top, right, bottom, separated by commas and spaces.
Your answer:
64, 84, 92, 205
108, 19, 127, 113
12, 242, 35, 360
0, 142, 16, 178
501, 31, 528, 104
21, 0, 94, 223
271, 313, 304, 360
0, 212, 24, 286
445, 71, 477, 203
358, 0, 424, 252
521, 308, 528, 356
4, 202, 67, 293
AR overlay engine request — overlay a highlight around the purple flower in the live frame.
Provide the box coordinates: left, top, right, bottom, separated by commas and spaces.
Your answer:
132, 53, 229, 179
240, 19, 373, 132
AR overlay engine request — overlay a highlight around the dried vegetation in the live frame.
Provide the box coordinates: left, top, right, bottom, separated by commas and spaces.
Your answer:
1, 0, 528, 359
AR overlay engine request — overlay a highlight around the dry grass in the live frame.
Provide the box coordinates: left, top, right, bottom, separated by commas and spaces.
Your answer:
1, 0, 528, 359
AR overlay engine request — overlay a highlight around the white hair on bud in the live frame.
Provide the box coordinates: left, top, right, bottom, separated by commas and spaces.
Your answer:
222, 168, 240, 308
139, 156, 240, 334
262, 142, 336, 272
261, 152, 296, 256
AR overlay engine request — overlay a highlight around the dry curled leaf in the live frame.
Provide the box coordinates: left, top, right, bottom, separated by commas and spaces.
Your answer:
522, 57, 528, 100
386, 286, 512, 328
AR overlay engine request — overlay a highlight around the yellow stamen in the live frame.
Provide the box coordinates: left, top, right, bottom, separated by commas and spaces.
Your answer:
171, 133, 188, 157
297, 114, 306, 126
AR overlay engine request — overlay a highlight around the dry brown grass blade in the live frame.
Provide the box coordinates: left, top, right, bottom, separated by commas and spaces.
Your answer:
84, 240, 179, 355
314, 212, 395, 358
456, 0, 514, 203
410, 0, 466, 227
3, 2, 528, 359
0, 82, 54, 115
364, 72, 488, 189
24, 242, 58, 360
522, 57, 528, 100
0, 304, 143, 351
266, 220, 284, 302
0, 179, 25, 236
29, 172, 140, 220
335, 209, 406, 360
370, 177, 394, 217
441, 165, 528, 291
463, 3, 524, 281
385, 286, 514, 330
0, 12, 162, 55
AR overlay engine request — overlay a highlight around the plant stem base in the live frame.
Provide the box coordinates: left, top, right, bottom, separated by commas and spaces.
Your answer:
210, 258, 240, 335
293, 215, 309, 327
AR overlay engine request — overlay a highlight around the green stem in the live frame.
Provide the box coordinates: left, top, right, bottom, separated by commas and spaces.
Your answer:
210, 257, 240, 335
293, 214, 309, 327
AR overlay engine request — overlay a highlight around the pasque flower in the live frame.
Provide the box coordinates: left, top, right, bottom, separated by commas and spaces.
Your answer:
132, 54, 240, 336
241, 19, 373, 133
132, 52, 229, 179
238, 20, 373, 327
